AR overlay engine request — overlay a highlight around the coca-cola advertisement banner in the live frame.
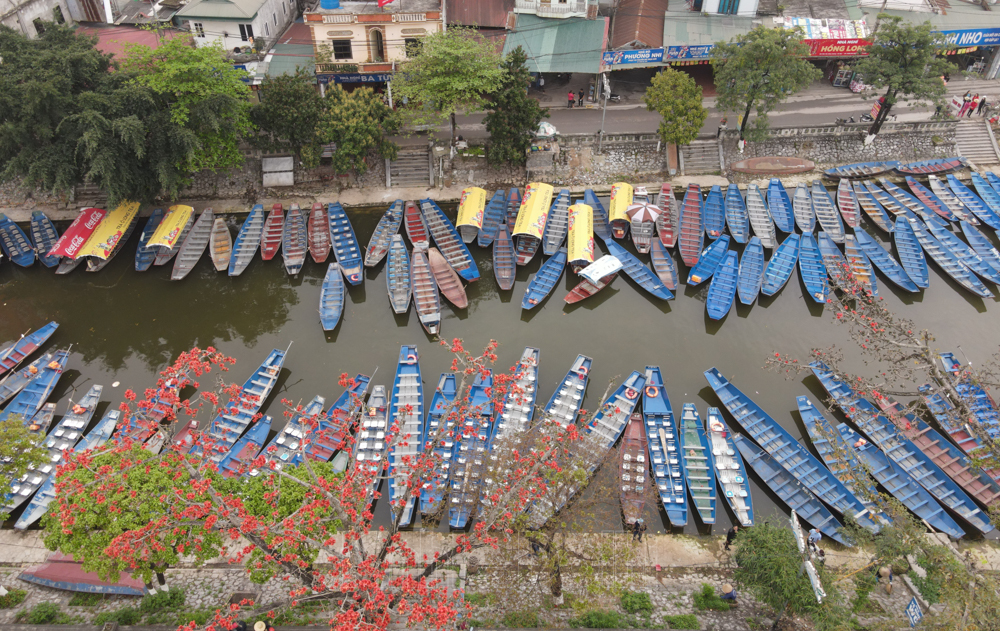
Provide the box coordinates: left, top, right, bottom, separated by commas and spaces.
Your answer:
47, 207, 107, 259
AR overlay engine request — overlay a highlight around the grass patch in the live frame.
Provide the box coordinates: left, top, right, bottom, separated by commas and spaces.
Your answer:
0, 588, 27, 609
621, 590, 653, 614
68, 592, 104, 607
174, 609, 213, 626
94, 607, 142, 626
502, 609, 539, 627
16, 602, 77, 624
569, 609, 626, 628
464, 592, 498, 607
470, 617, 498, 628
692, 583, 730, 612
664, 613, 699, 629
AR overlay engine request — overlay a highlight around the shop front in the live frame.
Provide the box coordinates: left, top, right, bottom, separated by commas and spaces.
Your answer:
938, 28, 1000, 79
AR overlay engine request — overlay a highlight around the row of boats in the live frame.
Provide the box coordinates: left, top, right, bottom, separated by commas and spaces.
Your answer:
2, 320, 995, 541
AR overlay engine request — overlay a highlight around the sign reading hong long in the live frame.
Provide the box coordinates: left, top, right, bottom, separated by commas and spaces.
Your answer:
802, 38, 871, 57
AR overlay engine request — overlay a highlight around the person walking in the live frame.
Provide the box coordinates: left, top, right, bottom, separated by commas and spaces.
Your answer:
567, 91, 575, 109
967, 94, 980, 118
979, 96, 990, 116
578, 89, 584, 106
961, 91, 973, 117
807, 528, 821, 553
717, 117, 728, 139
725, 524, 739, 551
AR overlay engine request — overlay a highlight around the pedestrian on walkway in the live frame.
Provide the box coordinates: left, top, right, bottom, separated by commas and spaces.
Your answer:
725, 524, 738, 550
578, 89, 584, 106
717, 118, 728, 139
979, 96, 990, 115
568, 91, 575, 108
632, 519, 647, 542
538, 75, 545, 92
961, 91, 973, 116
807, 528, 821, 552
968, 94, 980, 117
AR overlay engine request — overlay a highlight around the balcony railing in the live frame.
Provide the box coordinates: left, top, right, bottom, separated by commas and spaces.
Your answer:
513, 0, 587, 18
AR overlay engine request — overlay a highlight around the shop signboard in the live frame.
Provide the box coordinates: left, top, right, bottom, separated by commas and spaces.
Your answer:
664, 45, 714, 60
601, 48, 664, 66
938, 28, 1000, 47
316, 73, 393, 84
803, 38, 871, 57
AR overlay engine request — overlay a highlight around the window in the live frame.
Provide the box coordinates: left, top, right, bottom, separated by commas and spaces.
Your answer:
264, 22, 269, 36
404, 38, 421, 58
369, 29, 385, 62
52, 6, 65, 24
331, 39, 352, 60
239, 24, 254, 41
272, 12, 276, 25
32, 18, 44, 35
193, 22, 205, 37
282, 3, 286, 16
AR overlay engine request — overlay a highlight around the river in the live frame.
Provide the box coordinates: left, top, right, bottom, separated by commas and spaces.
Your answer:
1, 198, 997, 540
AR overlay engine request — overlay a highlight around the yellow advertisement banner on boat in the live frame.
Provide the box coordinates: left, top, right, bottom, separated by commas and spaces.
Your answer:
567, 204, 595, 266
513, 182, 553, 239
77, 201, 140, 259
456, 187, 487, 229
148, 205, 194, 250
609, 182, 634, 223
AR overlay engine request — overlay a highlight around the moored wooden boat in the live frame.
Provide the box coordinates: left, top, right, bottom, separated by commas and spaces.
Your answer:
134, 209, 164, 272
410, 245, 441, 335
792, 183, 815, 232
835, 178, 860, 227
705, 409, 753, 526
209, 217, 232, 272
948, 174, 1000, 228
817, 231, 848, 285
798, 234, 829, 303
650, 238, 678, 290
879, 178, 935, 221
86, 209, 140, 273
404, 200, 429, 246
353, 385, 389, 505
924, 216, 1000, 285
606, 240, 673, 300
928, 175, 975, 223
319, 262, 346, 331
892, 216, 929, 288
564, 266, 617, 303
654, 183, 677, 247
567, 203, 595, 272
702, 185, 725, 239
737, 237, 765, 305
0, 214, 35, 267
521, 249, 566, 309
761, 233, 800, 297
824, 160, 900, 179
0, 321, 59, 377
260, 204, 284, 261
308, 202, 331, 264
478, 189, 506, 247
765, 179, 794, 233
609, 182, 633, 239
539, 355, 592, 434
421, 372, 458, 514
896, 156, 967, 176
30, 211, 61, 268
678, 184, 704, 266
910, 217, 993, 297
171, 209, 214, 281
679, 404, 716, 525
844, 234, 879, 296
852, 181, 893, 233
229, 205, 265, 276
149, 206, 194, 267
493, 224, 516, 291
513, 183, 553, 266
961, 221, 1000, 275
810, 181, 844, 242
388, 346, 425, 528
583, 189, 613, 241
421, 198, 480, 281
0, 352, 57, 407
687, 235, 729, 286
620, 413, 649, 525
724, 184, 748, 243
746, 184, 776, 248
864, 180, 910, 218
906, 176, 961, 222
328, 202, 363, 285
428, 246, 468, 308
386, 235, 411, 313
505, 188, 521, 233
305, 375, 370, 462
282, 205, 307, 276
456, 187, 487, 244
0, 349, 68, 422
643, 366, 687, 527
971, 172, 1000, 218
448, 369, 492, 529
853, 227, 919, 292
252, 396, 325, 473
705, 251, 738, 320
630, 218, 655, 254
218, 415, 271, 478
542, 188, 571, 255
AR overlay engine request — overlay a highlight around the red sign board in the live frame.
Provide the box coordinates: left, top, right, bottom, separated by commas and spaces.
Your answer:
803, 38, 871, 57
47, 207, 107, 259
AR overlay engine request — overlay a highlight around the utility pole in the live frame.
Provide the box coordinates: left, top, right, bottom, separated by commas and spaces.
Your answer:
441, 0, 446, 32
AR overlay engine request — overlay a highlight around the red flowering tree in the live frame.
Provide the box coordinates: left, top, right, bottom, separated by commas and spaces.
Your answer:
43, 340, 622, 630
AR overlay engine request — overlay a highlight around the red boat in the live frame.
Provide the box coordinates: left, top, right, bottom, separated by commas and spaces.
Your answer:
678, 184, 703, 267
506, 188, 521, 233
565, 272, 617, 304
404, 200, 428, 247
308, 202, 330, 263
619, 413, 649, 525
655, 183, 676, 248
428, 247, 468, 308
260, 204, 284, 261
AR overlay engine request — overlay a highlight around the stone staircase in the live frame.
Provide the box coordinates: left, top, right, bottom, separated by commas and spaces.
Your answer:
72, 182, 107, 208
955, 120, 1000, 165
389, 147, 433, 188
679, 139, 722, 175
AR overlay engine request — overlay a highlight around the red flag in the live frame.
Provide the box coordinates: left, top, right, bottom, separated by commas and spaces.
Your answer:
377, 0, 395, 6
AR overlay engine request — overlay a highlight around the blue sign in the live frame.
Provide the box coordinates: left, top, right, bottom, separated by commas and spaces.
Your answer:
317, 73, 393, 84
906, 597, 923, 627
602, 48, 664, 66
664, 45, 714, 60
939, 28, 1000, 47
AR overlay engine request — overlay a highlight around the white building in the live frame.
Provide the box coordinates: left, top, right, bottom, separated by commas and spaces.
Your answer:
513, 0, 597, 19
1, 0, 73, 38
176, 0, 296, 50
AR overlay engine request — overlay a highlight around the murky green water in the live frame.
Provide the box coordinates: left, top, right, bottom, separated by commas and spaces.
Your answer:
2, 200, 998, 539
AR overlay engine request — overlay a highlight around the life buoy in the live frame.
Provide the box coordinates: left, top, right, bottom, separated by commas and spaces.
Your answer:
625, 388, 638, 400
350, 274, 360, 282
577, 365, 588, 376
406, 353, 417, 363
645, 385, 659, 398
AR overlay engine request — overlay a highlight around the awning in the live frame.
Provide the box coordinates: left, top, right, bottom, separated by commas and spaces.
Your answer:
148, 205, 194, 250
77, 201, 140, 260
503, 14, 608, 74
47, 208, 107, 259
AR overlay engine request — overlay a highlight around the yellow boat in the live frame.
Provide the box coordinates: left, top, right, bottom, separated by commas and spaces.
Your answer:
567, 204, 595, 271
513, 182, 553, 265
456, 187, 487, 244
77, 201, 140, 260
609, 182, 634, 239
148, 205, 195, 251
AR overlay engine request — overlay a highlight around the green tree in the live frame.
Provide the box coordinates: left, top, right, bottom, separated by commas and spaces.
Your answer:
483, 47, 548, 167
711, 26, 821, 142
0, 417, 48, 520
314, 85, 399, 177
391, 26, 505, 143
642, 67, 707, 147
852, 15, 955, 139
120, 35, 254, 173
250, 69, 326, 166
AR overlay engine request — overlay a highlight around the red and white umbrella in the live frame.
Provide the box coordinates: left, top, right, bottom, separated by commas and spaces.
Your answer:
626, 202, 660, 223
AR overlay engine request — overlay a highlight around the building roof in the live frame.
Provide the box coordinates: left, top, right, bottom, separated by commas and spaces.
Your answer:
75, 24, 184, 58
176, 0, 265, 20
871, 2, 997, 33
502, 14, 608, 73
662, 11, 756, 47
611, 0, 667, 50
776, 0, 851, 20
446, 0, 512, 28
310, 0, 440, 15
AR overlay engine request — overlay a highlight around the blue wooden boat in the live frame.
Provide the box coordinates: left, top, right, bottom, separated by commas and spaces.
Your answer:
319, 262, 346, 331
703, 185, 726, 239
817, 232, 847, 284
421, 373, 458, 515
704, 367, 880, 533
724, 184, 748, 244
228, 205, 264, 276
824, 161, 900, 179
15, 406, 119, 530
972, 172, 1000, 220
327, 202, 363, 285
0, 213, 35, 267
811, 181, 845, 242
798, 397, 893, 527
420, 199, 480, 282
605, 241, 673, 300
746, 184, 776, 248
811, 361, 994, 535
853, 228, 918, 292
921, 385, 999, 465
852, 181, 894, 233
218, 415, 271, 478
542, 188, 571, 256
583, 189, 612, 241
0, 321, 59, 377
798, 234, 829, 303
353, 384, 389, 504
506, 188, 521, 234
792, 184, 815, 232
680, 403, 716, 525
522, 249, 566, 309
478, 190, 507, 248
734, 434, 847, 545
864, 180, 911, 220
254, 396, 325, 472
410, 246, 441, 335
896, 156, 967, 176
493, 224, 516, 291
962, 221, 1000, 275
928, 175, 976, 224
706, 251, 738, 320
844, 234, 879, 296
892, 216, 929, 288
761, 233, 800, 297
306, 374, 370, 461
737, 237, 765, 305
947, 174, 1000, 229
705, 408, 753, 526
687, 235, 730, 286
388, 345, 424, 528
541, 354, 592, 431
134, 209, 164, 272
766, 179, 795, 233
0, 352, 56, 406
879, 179, 934, 221
450, 369, 492, 529
30, 211, 61, 268
386, 235, 411, 314
911, 217, 994, 297
650, 238, 678, 290
678, 184, 705, 265
363, 200, 403, 267
905, 177, 960, 222
925, 216, 1000, 284
0, 349, 69, 423
986, 171, 1000, 193
643, 366, 687, 527
836, 424, 964, 539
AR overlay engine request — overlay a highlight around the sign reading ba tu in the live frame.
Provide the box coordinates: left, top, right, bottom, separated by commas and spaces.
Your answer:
317, 73, 393, 84
906, 597, 923, 627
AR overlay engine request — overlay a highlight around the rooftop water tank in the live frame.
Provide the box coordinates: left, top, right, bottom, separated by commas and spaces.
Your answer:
319, 0, 340, 8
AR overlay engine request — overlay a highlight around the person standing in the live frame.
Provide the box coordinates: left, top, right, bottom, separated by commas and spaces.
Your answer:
807, 528, 821, 552
568, 91, 575, 109
961, 91, 973, 117
578, 89, 584, 106
979, 96, 990, 116
968, 94, 980, 118
725, 524, 739, 551
717, 118, 728, 139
